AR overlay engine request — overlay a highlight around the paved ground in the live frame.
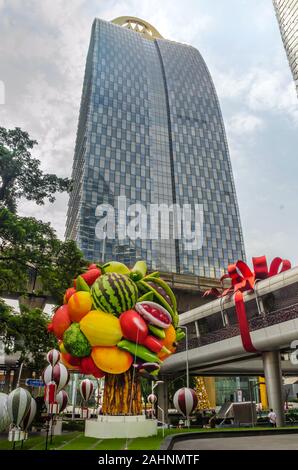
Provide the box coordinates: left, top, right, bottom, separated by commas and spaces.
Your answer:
173, 434, 298, 450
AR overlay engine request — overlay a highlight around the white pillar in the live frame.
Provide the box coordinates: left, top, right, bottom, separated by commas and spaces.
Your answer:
262, 351, 285, 427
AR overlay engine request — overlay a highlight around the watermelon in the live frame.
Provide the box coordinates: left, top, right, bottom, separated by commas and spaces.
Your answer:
91, 273, 138, 315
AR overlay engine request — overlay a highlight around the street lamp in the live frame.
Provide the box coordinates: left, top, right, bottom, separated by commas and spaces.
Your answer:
178, 326, 189, 389
151, 380, 165, 437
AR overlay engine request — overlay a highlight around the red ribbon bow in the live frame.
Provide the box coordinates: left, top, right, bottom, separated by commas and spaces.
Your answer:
205, 256, 291, 352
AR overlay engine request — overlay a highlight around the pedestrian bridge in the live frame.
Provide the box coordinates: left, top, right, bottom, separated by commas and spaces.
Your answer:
162, 266, 298, 377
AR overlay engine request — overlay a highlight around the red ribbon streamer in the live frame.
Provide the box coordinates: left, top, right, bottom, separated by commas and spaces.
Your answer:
205, 256, 291, 352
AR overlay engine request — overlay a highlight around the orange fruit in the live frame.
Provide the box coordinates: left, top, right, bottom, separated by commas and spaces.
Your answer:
68, 291, 92, 322
92, 346, 133, 374
158, 324, 177, 360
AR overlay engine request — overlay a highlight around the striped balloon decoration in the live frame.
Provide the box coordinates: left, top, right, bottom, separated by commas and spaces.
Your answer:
43, 363, 69, 392
22, 397, 37, 431
56, 390, 68, 413
147, 394, 157, 404
79, 379, 94, 402
7, 388, 32, 427
173, 388, 198, 418
0, 393, 10, 432
46, 349, 60, 366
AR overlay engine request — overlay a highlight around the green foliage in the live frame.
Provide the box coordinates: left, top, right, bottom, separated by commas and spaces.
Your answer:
0, 207, 86, 304
0, 299, 57, 370
0, 126, 72, 212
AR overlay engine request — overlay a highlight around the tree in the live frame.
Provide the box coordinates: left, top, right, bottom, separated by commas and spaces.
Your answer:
0, 207, 86, 304
0, 126, 72, 212
195, 376, 211, 410
0, 299, 57, 370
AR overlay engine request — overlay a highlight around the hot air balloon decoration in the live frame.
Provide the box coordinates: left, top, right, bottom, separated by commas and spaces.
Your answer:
173, 387, 198, 423
46, 349, 61, 367
147, 394, 157, 405
0, 393, 10, 432
43, 363, 70, 393
79, 379, 94, 419
22, 398, 37, 439
56, 390, 68, 414
7, 387, 32, 443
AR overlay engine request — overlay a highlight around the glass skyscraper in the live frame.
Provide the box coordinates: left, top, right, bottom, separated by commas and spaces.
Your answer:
65, 16, 245, 278
273, 0, 298, 96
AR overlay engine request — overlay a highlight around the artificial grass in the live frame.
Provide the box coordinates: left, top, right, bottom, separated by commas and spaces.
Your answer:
1, 426, 298, 451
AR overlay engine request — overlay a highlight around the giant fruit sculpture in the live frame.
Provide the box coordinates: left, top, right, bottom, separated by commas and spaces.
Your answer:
47, 261, 185, 415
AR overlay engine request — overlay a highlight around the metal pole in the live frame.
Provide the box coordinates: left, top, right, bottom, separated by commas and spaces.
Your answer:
179, 326, 189, 389
249, 380, 254, 428
102, 236, 106, 263
157, 405, 165, 438
16, 362, 24, 388
71, 373, 78, 420
179, 326, 189, 427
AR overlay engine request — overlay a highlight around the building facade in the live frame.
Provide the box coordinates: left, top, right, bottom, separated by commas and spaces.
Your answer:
273, 0, 298, 95
65, 17, 245, 278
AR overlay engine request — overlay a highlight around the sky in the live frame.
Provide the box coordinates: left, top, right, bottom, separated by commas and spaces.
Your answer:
0, 0, 297, 268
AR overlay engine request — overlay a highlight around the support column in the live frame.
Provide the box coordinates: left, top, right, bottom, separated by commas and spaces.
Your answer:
157, 380, 169, 425
262, 351, 285, 427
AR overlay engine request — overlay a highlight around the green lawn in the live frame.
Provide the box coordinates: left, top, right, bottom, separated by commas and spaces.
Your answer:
1, 426, 298, 451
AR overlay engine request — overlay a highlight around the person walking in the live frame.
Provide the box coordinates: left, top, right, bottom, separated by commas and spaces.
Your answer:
268, 409, 277, 427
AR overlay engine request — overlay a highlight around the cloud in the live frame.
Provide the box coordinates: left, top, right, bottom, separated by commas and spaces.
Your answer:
227, 113, 264, 135
216, 67, 298, 127
0, 0, 297, 264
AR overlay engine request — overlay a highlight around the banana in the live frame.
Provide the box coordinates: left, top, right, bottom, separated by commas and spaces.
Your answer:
102, 261, 130, 275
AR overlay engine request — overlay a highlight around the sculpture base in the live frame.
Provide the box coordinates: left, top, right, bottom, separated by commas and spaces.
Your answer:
85, 415, 157, 439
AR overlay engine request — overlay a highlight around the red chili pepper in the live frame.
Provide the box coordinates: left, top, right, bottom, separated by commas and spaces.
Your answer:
142, 335, 170, 354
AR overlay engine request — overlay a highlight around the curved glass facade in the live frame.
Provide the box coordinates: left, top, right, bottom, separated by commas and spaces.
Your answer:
65, 18, 245, 278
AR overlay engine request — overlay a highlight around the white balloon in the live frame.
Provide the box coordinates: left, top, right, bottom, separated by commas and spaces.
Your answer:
0, 393, 11, 432
22, 398, 37, 431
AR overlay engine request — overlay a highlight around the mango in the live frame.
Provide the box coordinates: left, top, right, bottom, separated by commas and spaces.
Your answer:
80, 310, 123, 346
68, 291, 92, 322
